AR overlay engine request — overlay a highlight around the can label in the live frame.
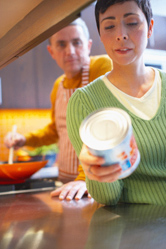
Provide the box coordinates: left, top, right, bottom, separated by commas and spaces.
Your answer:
79, 108, 140, 179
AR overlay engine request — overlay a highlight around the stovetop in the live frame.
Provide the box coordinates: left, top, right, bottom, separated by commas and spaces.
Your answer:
0, 166, 61, 196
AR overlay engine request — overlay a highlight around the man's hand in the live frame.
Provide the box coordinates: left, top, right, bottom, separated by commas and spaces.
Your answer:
50, 180, 91, 201
4, 132, 26, 150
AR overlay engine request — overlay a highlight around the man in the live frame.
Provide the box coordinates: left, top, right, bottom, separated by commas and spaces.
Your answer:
4, 18, 113, 200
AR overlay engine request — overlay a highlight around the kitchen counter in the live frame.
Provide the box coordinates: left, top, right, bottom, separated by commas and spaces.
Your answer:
0, 191, 166, 249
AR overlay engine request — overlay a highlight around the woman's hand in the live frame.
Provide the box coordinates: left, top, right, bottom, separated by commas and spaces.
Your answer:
79, 144, 122, 183
50, 180, 91, 201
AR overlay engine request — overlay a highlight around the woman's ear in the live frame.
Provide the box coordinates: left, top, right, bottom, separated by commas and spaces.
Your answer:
148, 18, 154, 38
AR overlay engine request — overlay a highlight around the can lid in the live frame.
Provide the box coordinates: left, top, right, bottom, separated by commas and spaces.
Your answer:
79, 108, 131, 150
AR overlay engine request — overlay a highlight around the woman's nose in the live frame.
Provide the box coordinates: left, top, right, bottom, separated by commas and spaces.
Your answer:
116, 35, 128, 41
116, 26, 128, 41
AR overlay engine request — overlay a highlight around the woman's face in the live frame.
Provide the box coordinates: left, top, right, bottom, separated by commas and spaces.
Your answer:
99, 1, 153, 67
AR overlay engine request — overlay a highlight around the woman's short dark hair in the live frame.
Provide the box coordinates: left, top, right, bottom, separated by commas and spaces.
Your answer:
95, 0, 153, 34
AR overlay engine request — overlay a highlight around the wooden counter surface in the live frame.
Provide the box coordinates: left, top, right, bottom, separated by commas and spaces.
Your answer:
0, 191, 165, 249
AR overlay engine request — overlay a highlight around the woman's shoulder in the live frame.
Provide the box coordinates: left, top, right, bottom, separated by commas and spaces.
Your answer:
157, 69, 166, 78
69, 76, 105, 103
81, 76, 105, 92
156, 69, 166, 87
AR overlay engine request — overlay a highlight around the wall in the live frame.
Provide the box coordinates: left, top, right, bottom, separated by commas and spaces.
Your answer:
0, 40, 63, 109
151, 0, 166, 16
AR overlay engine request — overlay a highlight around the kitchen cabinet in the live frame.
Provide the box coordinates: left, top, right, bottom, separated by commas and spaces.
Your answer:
0, 0, 95, 69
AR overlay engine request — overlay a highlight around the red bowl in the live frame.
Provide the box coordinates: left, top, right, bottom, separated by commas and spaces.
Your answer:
0, 160, 48, 184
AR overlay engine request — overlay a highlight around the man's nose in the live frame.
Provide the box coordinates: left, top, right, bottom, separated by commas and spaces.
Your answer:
65, 43, 75, 54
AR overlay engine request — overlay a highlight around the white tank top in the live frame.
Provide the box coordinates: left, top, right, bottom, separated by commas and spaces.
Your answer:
102, 68, 161, 120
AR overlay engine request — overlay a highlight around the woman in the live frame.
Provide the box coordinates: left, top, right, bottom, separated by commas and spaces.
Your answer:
67, 0, 166, 206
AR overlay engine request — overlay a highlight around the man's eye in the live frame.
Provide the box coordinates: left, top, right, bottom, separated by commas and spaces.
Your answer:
73, 40, 82, 46
55, 42, 66, 49
58, 42, 66, 47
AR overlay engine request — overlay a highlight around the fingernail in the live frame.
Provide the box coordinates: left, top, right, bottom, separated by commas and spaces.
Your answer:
75, 196, 81, 200
59, 195, 64, 200
66, 196, 72, 201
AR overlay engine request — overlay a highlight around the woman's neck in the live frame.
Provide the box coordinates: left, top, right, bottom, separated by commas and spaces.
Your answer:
107, 63, 155, 98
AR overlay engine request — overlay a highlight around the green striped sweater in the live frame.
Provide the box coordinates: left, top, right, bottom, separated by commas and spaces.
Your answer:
67, 70, 166, 206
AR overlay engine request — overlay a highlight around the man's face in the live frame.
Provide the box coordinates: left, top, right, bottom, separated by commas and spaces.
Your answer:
47, 25, 92, 79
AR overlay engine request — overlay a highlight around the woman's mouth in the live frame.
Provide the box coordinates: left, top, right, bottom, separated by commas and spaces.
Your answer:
115, 48, 132, 54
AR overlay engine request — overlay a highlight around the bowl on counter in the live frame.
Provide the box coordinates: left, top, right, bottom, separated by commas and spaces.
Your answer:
0, 160, 48, 185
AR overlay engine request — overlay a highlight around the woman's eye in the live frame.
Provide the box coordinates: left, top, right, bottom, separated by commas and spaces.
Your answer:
105, 25, 115, 30
127, 22, 138, 26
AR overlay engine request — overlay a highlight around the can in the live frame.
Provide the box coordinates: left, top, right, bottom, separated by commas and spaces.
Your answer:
79, 108, 140, 179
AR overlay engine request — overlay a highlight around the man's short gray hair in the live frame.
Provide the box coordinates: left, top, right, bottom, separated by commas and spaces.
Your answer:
48, 18, 90, 44
69, 18, 90, 40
